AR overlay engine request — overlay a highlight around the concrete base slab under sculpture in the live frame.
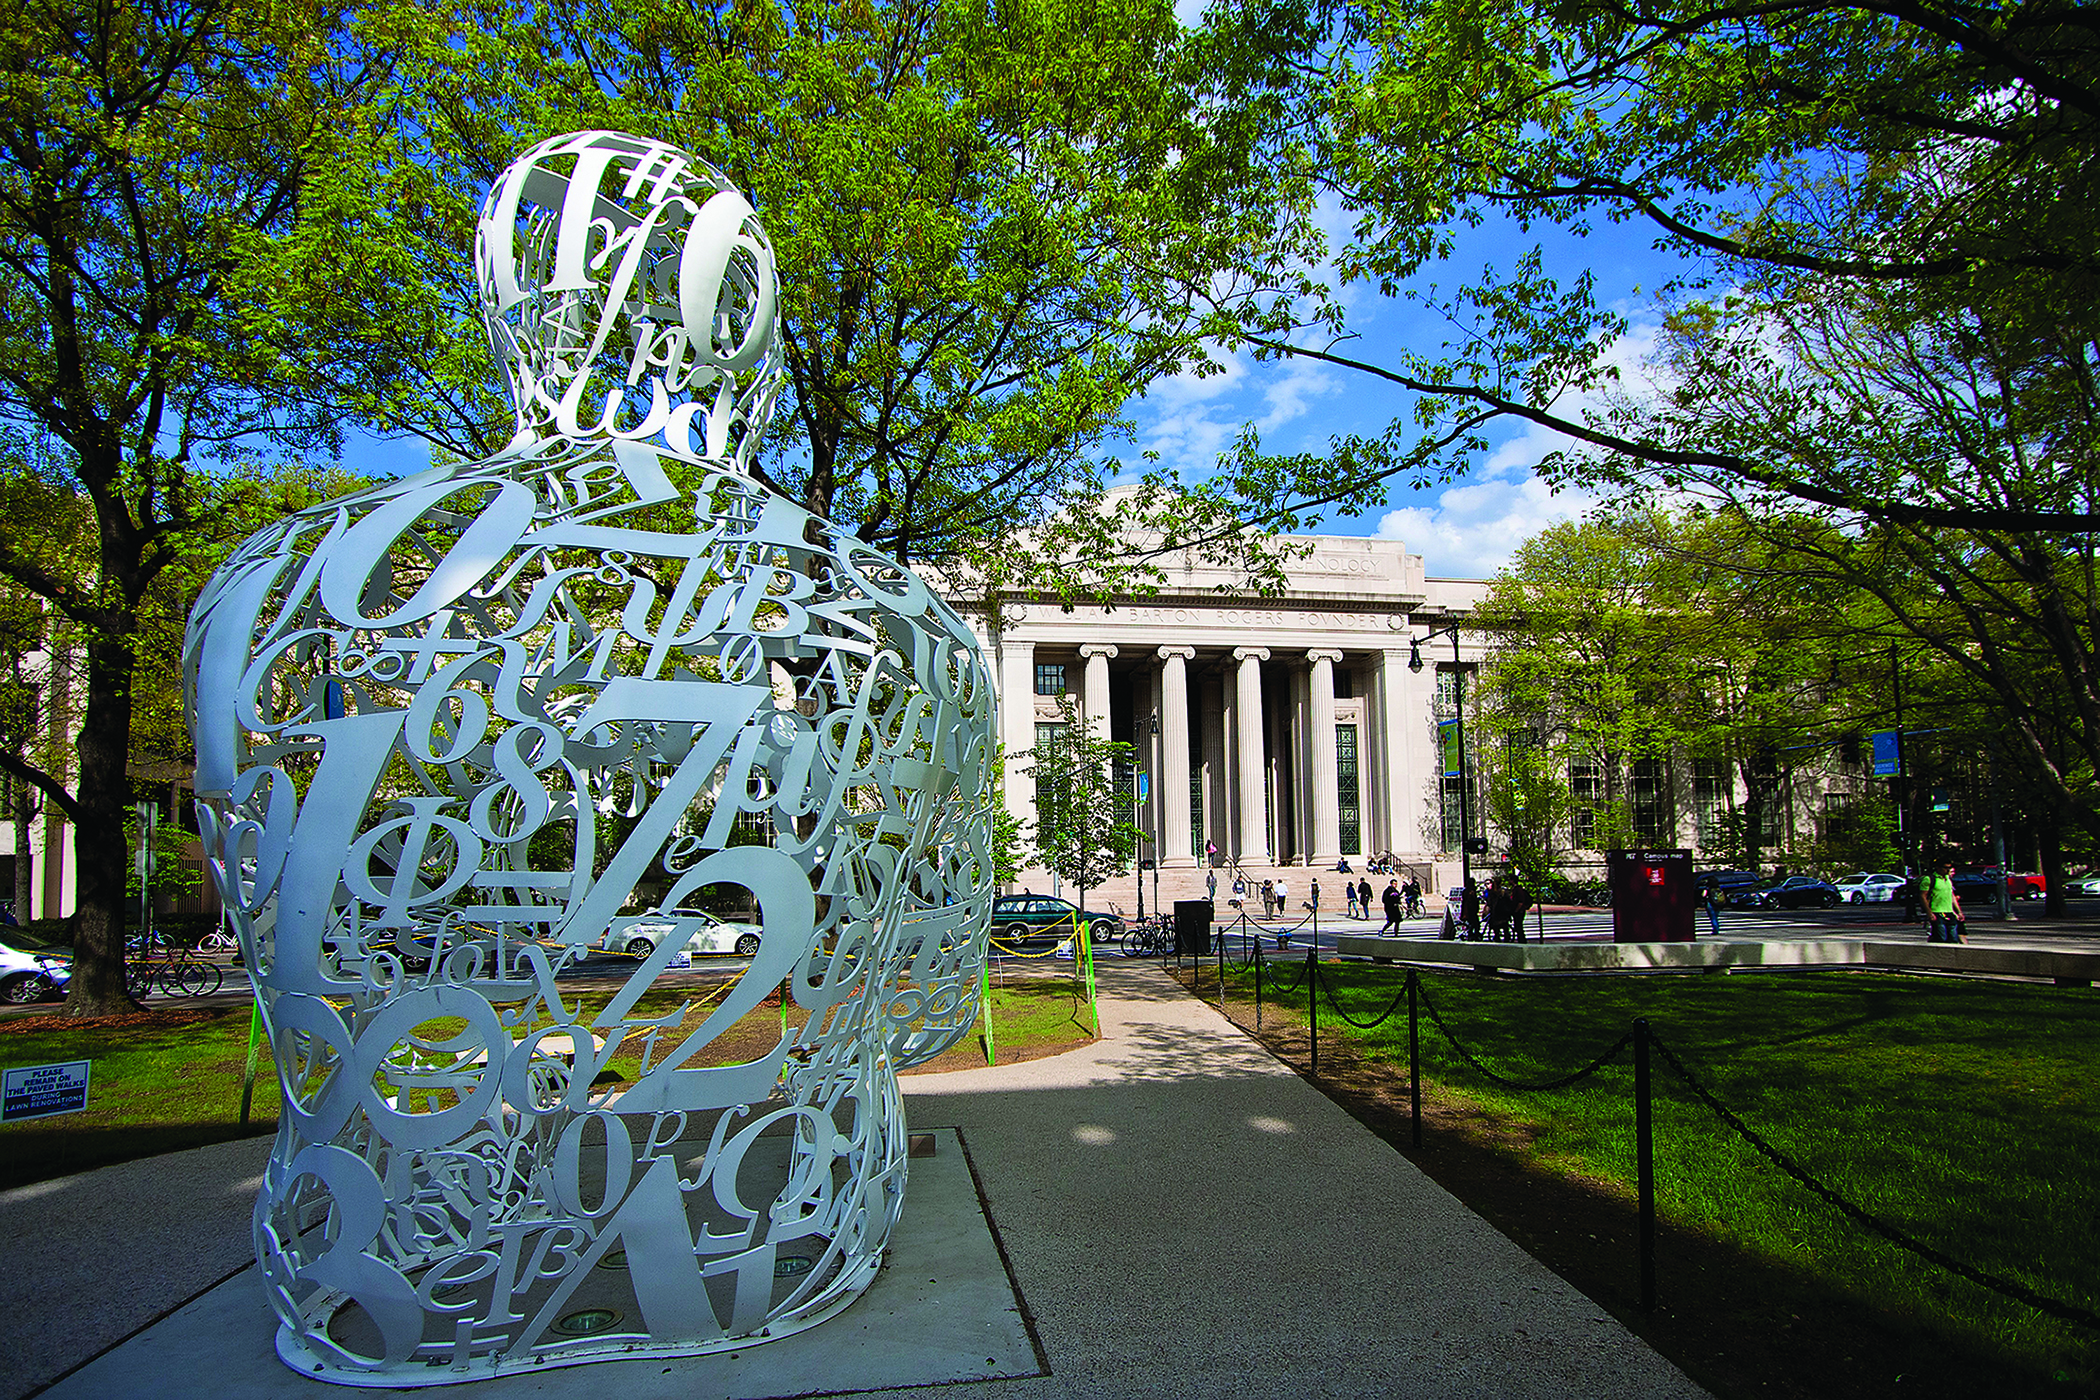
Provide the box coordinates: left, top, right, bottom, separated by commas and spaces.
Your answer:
38, 1128, 1042, 1399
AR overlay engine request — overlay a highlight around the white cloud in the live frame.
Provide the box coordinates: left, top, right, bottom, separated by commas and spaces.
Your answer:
1367, 316, 1676, 578
1129, 343, 1339, 480
1376, 467, 1603, 580
1256, 357, 1339, 434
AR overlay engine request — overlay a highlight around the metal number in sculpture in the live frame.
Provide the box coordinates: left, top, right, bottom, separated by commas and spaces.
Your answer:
182, 130, 996, 1385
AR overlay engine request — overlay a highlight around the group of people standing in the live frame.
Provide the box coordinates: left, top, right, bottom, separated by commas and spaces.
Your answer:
1432, 875, 1532, 941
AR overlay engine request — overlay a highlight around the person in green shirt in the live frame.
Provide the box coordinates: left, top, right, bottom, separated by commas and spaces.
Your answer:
1921, 864, 1965, 943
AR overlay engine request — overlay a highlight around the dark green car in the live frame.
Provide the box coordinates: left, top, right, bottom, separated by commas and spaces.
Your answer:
990, 895, 1123, 947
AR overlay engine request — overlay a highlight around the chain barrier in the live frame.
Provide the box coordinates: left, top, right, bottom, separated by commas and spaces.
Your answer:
1414, 979, 1633, 1092
1254, 940, 1309, 997
1647, 1031, 2100, 1332
1312, 962, 1412, 1032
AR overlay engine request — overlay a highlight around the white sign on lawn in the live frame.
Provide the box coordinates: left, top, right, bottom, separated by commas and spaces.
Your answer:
2, 1060, 92, 1122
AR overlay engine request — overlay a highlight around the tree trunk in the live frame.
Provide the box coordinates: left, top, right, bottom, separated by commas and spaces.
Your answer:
65, 635, 142, 1016
2038, 813, 2066, 921
11, 784, 30, 919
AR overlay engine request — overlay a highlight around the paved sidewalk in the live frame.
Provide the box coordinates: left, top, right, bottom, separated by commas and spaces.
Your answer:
6, 960, 1705, 1400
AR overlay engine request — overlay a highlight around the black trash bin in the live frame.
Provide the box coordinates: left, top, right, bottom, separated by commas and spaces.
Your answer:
1174, 900, 1214, 957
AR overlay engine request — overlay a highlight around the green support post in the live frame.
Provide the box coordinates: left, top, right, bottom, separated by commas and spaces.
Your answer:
239, 996, 265, 1127
1078, 913, 1101, 1037
981, 959, 996, 1066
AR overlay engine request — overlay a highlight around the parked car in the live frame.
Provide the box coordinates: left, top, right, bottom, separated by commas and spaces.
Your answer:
2064, 873, 2100, 897
1950, 867, 2041, 905
1832, 872, 1907, 904
605, 907, 763, 960
1732, 876, 1842, 910
1693, 869, 1764, 904
990, 895, 1123, 946
0, 941, 71, 1005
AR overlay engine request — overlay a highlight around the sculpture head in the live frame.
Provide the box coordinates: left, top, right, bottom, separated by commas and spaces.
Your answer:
475, 129, 784, 467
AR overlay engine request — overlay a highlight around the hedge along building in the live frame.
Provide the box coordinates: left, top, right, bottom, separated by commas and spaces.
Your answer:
958, 524, 1493, 906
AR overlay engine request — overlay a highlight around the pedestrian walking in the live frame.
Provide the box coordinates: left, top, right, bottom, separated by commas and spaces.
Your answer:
1206, 870, 1218, 905
1346, 882, 1361, 919
1356, 877, 1374, 919
1274, 876, 1291, 919
1206, 839, 1218, 867
1260, 879, 1275, 917
1461, 879, 1481, 940
1703, 884, 1721, 938
1921, 863, 1965, 943
1381, 880, 1403, 933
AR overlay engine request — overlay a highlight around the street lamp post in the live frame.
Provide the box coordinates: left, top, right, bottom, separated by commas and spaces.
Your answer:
1410, 625, 1473, 921
1134, 771, 1145, 925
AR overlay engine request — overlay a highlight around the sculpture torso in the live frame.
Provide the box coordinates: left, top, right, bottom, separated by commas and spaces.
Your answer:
184, 130, 996, 1383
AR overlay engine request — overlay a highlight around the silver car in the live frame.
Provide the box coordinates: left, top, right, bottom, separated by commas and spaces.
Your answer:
1832, 872, 1906, 904
606, 907, 763, 960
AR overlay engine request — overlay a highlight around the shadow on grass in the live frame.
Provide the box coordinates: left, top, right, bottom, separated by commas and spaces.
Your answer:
0, 1121, 277, 1194
1200, 981, 2094, 1400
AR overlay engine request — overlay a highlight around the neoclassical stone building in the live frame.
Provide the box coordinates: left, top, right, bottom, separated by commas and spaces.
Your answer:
958, 531, 1491, 901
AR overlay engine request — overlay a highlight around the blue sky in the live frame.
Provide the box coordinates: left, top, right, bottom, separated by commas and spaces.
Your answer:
1115, 197, 1694, 580
339, 206, 1693, 583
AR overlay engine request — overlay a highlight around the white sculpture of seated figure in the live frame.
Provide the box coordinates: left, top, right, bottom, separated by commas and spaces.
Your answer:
183, 130, 996, 1385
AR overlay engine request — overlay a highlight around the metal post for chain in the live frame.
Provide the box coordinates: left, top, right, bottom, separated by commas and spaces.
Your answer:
1307, 942, 1318, 1078
1216, 916, 1225, 1008
1254, 928, 1264, 1029
1635, 1017, 1656, 1312
1407, 969, 1421, 1148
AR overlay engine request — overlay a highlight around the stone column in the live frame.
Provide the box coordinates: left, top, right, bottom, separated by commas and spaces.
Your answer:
1379, 647, 1416, 856
1080, 644, 1117, 741
999, 638, 1037, 846
1233, 647, 1271, 865
1213, 668, 1235, 863
1307, 649, 1343, 867
1158, 647, 1196, 867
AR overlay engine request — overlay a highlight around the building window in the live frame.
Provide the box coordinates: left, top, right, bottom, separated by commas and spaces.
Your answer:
1632, 757, 1669, 845
731, 808, 775, 845
1570, 761, 1600, 849
1335, 669, 1354, 700
1032, 722, 1067, 815
1433, 665, 1463, 717
1821, 790, 1855, 842
1034, 662, 1066, 696
1694, 759, 1729, 849
1190, 772, 1205, 859
1440, 774, 1466, 853
1336, 723, 1362, 855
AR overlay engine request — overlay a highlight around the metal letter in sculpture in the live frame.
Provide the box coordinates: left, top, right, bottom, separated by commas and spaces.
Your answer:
183, 130, 996, 1385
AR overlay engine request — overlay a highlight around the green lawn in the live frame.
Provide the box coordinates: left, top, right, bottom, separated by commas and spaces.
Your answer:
1243, 963, 2100, 1387
0, 972, 1093, 1191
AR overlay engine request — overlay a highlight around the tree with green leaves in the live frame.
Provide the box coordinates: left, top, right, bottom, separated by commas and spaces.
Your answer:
0, 0, 393, 1011
1207, 0, 2100, 535
259, 0, 1315, 602
1023, 701, 1138, 924
1474, 509, 1855, 871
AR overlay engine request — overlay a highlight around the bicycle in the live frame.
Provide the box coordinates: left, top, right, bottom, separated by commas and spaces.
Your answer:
125, 936, 226, 998
1121, 915, 1174, 958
